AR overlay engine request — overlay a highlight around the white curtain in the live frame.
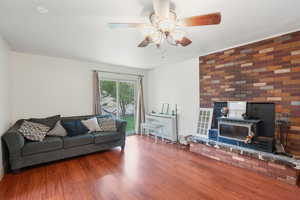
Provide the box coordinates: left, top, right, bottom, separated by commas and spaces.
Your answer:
93, 71, 102, 115
135, 77, 145, 133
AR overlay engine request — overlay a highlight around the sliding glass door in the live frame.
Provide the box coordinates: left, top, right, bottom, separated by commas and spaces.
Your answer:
118, 81, 136, 135
100, 79, 137, 135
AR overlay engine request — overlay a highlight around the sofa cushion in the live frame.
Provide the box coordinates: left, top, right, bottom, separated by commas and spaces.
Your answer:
62, 120, 89, 137
18, 121, 50, 142
22, 136, 63, 156
94, 132, 122, 144
63, 133, 94, 149
47, 121, 68, 137
29, 115, 61, 130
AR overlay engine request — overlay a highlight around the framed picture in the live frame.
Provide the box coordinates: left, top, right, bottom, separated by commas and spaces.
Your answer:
161, 103, 170, 114
196, 108, 213, 138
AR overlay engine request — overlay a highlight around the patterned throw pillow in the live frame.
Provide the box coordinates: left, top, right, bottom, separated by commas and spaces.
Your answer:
97, 118, 117, 132
28, 115, 61, 130
18, 121, 50, 141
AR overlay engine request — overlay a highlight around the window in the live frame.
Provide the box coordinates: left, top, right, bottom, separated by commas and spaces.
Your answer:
100, 76, 137, 136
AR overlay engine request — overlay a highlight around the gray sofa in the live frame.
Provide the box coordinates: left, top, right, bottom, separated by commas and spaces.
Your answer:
2, 115, 127, 171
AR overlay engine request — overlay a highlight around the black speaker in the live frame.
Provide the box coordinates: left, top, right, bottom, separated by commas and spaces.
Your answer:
246, 102, 275, 137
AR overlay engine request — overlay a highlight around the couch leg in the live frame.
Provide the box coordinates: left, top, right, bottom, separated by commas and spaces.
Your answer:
121, 145, 125, 152
12, 169, 21, 174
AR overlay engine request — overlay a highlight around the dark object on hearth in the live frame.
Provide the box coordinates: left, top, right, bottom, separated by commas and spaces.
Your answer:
249, 136, 275, 153
208, 129, 218, 141
246, 103, 275, 137
275, 114, 290, 153
211, 102, 275, 153
217, 117, 262, 142
212, 102, 227, 128
212, 102, 275, 138
209, 129, 274, 153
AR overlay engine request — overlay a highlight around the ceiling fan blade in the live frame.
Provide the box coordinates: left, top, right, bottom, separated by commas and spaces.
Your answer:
153, 0, 170, 19
181, 12, 221, 27
108, 23, 145, 29
178, 37, 192, 47
138, 37, 151, 47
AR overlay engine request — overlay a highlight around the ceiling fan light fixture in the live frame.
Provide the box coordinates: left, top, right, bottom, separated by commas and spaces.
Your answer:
108, 1, 221, 48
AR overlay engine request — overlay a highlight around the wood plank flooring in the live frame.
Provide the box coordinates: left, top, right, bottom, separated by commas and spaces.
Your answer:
0, 135, 299, 200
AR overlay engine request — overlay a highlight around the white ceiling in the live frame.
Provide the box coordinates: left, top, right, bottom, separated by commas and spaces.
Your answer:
0, 0, 300, 69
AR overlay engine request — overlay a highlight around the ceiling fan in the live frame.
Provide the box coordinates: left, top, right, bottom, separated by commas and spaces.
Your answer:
108, 0, 221, 48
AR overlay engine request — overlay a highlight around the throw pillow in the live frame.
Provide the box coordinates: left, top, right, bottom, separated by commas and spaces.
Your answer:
61, 120, 89, 137
18, 120, 50, 141
29, 115, 61, 130
47, 121, 68, 137
97, 118, 117, 132
81, 117, 101, 133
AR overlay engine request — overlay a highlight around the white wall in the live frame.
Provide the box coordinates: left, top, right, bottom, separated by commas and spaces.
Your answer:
10, 52, 147, 122
0, 35, 10, 180
147, 58, 199, 139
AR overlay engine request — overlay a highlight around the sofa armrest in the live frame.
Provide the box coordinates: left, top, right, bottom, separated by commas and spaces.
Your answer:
2, 120, 25, 158
116, 120, 127, 139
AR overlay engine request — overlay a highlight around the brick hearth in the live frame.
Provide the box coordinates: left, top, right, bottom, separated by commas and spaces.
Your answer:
190, 141, 300, 186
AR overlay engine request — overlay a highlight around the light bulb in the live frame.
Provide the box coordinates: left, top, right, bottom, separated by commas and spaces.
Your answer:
151, 31, 163, 44
171, 30, 186, 41
158, 20, 176, 32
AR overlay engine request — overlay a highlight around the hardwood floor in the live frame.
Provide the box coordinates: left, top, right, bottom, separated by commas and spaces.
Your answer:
0, 135, 299, 200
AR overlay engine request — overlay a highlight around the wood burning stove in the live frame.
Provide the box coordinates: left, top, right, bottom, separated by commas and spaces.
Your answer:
209, 102, 276, 153
218, 118, 262, 143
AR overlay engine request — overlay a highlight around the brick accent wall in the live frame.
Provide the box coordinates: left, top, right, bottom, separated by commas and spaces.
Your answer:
199, 31, 300, 155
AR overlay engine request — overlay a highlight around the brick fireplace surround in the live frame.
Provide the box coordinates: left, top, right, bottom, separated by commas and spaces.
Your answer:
199, 31, 300, 155
195, 30, 300, 185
